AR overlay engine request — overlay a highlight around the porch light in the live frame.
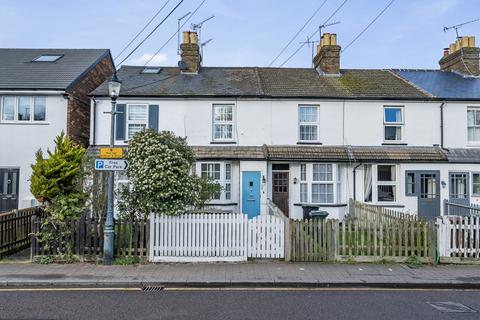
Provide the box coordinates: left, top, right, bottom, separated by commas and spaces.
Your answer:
108, 72, 122, 99
262, 175, 266, 183
441, 181, 447, 189
293, 177, 298, 184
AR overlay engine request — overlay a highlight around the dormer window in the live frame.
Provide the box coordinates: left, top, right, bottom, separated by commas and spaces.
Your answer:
142, 67, 161, 74
32, 54, 63, 62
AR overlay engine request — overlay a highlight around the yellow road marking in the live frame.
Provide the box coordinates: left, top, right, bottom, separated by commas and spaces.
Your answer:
0, 287, 141, 292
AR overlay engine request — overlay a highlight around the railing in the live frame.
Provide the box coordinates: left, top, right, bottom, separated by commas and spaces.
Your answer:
31, 215, 149, 261
0, 207, 42, 258
444, 200, 480, 216
347, 199, 417, 224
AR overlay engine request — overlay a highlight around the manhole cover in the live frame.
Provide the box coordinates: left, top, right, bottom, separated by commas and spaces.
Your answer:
426, 302, 477, 313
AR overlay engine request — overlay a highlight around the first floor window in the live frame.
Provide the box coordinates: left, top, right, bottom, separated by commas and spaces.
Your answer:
127, 104, 147, 139
299, 163, 338, 204
213, 104, 234, 141
468, 108, 480, 143
472, 173, 480, 196
384, 106, 403, 142
298, 105, 319, 141
1, 96, 46, 122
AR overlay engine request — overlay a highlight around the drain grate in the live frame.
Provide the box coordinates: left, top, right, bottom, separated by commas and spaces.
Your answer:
426, 302, 477, 313
142, 285, 165, 292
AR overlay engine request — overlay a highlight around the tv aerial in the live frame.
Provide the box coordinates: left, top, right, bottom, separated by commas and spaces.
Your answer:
443, 18, 479, 37
200, 38, 213, 61
191, 15, 215, 43
177, 12, 192, 55
318, 21, 341, 41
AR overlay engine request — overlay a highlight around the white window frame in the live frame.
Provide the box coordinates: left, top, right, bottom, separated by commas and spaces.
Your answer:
126, 104, 148, 140
299, 163, 339, 204
0, 96, 47, 123
383, 106, 404, 143
298, 105, 320, 142
198, 161, 232, 202
374, 164, 398, 203
212, 104, 235, 142
467, 107, 480, 145
472, 172, 480, 196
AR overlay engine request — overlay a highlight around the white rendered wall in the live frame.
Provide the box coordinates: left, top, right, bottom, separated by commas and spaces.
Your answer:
0, 94, 67, 208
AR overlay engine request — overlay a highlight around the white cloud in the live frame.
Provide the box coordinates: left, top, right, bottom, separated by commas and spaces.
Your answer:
129, 53, 168, 66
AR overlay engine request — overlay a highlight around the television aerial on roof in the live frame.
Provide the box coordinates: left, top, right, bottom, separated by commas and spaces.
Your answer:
443, 18, 480, 37
191, 15, 215, 44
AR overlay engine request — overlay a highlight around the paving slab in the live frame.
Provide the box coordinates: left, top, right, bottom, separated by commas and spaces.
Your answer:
1, 262, 480, 288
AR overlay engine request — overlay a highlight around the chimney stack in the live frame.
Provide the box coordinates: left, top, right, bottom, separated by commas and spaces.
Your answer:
313, 33, 341, 76
180, 31, 201, 73
439, 36, 480, 76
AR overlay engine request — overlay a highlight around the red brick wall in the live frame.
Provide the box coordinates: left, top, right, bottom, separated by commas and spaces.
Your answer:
66, 54, 115, 147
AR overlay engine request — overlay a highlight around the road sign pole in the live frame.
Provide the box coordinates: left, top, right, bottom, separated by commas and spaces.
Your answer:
103, 98, 117, 265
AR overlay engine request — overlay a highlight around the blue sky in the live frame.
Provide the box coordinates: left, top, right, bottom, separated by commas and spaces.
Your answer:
1, 0, 479, 69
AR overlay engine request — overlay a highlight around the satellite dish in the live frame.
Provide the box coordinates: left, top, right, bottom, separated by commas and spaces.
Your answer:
178, 60, 188, 71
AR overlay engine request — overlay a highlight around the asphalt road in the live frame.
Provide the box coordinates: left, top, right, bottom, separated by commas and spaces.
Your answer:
1, 288, 480, 320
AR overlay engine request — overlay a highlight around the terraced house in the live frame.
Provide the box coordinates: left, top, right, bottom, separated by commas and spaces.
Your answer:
90, 31, 480, 220
0, 49, 115, 212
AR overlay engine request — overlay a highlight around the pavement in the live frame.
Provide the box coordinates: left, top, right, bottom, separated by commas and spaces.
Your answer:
1, 262, 480, 288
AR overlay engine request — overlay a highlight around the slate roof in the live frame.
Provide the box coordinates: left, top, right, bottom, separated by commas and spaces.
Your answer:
444, 148, 480, 163
0, 48, 111, 90
192, 145, 449, 163
393, 69, 480, 100
91, 66, 430, 99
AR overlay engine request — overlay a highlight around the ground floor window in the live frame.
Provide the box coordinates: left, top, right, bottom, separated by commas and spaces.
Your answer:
299, 163, 340, 204
364, 164, 398, 203
450, 172, 468, 199
473, 173, 480, 196
198, 161, 232, 201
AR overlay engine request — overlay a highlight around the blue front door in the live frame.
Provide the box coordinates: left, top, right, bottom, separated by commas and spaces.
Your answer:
242, 171, 261, 218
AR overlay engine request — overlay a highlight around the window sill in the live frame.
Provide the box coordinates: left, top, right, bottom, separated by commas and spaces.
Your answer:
371, 203, 405, 208
467, 144, 480, 148
205, 202, 238, 206
293, 203, 347, 207
296, 141, 323, 145
210, 141, 237, 145
382, 142, 407, 146
0, 121, 49, 125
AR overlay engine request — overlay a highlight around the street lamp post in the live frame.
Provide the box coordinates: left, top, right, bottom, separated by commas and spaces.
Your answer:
103, 72, 122, 265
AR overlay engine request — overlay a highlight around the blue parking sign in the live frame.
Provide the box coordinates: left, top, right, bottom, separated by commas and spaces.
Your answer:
95, 160, 105, 169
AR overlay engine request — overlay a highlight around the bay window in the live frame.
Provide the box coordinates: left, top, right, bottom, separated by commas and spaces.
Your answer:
472, 173, 480, 196
1, 96, 46, 122
199, 162, 232, 201
384, 106, 403, 142
213, 104, 234, 141
299, 163, 340, 204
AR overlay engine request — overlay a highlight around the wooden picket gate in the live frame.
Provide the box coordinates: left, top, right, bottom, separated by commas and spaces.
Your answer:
149, 213, 285, 262
248, 215, 284, 258
438, 215, 480, 262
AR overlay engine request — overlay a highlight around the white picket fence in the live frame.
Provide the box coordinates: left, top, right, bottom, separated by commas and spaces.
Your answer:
149, 213, 285, 262
437, 215, 480, 259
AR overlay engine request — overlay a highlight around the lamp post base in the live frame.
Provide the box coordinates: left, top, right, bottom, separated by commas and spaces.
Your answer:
103, 228, 114, 265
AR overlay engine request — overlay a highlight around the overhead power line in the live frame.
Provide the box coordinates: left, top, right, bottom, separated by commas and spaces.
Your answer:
268, 0, 328, 67
278, 0, 349, 67
117, 0, 185, 67
114, 0, 173, 62
342, 0, 396, 53
143, 0, 208, 66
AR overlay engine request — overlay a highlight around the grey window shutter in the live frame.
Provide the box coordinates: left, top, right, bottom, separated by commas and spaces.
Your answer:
148, 105, 159, 132
115, 104, 126, 140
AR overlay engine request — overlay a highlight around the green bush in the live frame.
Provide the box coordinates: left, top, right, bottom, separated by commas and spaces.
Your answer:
113, 256, 140, 265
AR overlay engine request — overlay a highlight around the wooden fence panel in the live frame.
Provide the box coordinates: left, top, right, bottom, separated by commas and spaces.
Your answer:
31, 216, 148, 261
290, 219, 334, 262
438, 215, 480, 261
248, 215, 285, 258
0, 207, 41, 258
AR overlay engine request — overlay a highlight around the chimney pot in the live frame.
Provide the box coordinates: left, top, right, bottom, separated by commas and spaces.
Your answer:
439, 35, 480, 76
313, 33, 341, 75
180, 30, 201, 73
